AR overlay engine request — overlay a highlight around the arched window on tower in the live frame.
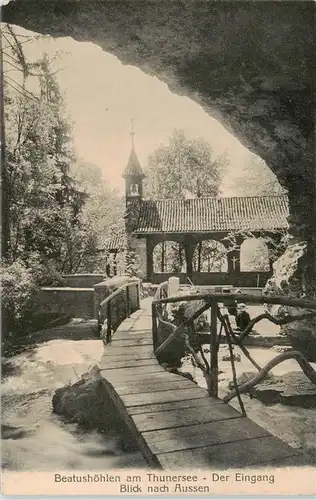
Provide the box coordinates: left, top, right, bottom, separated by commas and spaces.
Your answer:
130, 183, 139, 196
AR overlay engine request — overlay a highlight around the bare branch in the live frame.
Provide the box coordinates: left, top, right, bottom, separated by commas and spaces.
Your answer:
183, 333, 211, 392
223, 317, 247, 415
3, 27, 29, 78
198, 345, 210, 371
218, 310, 262, 371
223, 350, 316, 402
238, 310, 316, 342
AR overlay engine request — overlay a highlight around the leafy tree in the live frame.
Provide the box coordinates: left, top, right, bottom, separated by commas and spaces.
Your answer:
153, 241, 186, 273
1, 259, 39, 334
144, 129, 228, 199
225, 155, 287, 197
1, 26, 90, 336
193, 240, 228, 272
70, 160, 125, 272
3, 29, 86, 275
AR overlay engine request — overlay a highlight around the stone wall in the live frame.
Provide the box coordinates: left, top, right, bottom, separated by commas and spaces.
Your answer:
62, 274, 106, 288
130, 236, 147, 279
34, 275, 141, 324
35, 287, 95, 319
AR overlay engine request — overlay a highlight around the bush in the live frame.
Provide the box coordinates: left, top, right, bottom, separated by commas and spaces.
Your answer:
26, 255, 65, 287
1, 260, 39, 336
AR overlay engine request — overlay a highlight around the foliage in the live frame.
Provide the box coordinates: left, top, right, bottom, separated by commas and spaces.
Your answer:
153, 241, 186, 273
122, 233, 140, 277
1, 260, 38, 333
144, 129, 228, 199
224, 155, 287, 197
2, 26, 97, 336
193, 240, 227, 272
124, 249, 139, 277
70, 160, 125, 272
4, 38, 86, 274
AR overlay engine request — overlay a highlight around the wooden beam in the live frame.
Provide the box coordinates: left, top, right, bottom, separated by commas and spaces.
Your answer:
209, 299, 218, 397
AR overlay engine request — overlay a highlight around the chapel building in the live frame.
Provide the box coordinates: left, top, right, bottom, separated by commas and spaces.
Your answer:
105, 142, 289, 287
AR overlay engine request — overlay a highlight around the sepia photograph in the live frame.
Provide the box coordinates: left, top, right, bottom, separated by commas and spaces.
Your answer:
1, 0, 315, 495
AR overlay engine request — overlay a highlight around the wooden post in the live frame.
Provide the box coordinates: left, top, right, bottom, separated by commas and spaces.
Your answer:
136, 283, 140, 310
113, 251, 117, 276
209, 298, 218, 397
152, 302, 158, 351
126, 286, 130, 318
106, 301, 112, 343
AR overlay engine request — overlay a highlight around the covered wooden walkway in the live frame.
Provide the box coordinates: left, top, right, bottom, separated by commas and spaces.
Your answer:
100, 301, 309, 469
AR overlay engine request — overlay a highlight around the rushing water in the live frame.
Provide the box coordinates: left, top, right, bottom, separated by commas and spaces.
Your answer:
182, 344, 316, 455
3, 324, 316, 471
2, 326, 147, 471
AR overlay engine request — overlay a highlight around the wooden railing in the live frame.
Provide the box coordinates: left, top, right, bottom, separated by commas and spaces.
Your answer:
98, 278, 141, 343
152, 291, 316, 410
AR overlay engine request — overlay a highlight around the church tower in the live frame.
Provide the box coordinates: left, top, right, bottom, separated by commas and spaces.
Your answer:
122, 120, 145, 233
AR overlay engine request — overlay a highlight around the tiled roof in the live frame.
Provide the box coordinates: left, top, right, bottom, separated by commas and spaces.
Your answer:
122, 148, 145, 178
104, 233, 127, 251
134, 195, 289, 233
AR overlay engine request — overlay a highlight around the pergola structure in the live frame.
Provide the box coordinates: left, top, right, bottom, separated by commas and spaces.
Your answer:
105, 145, 289, 287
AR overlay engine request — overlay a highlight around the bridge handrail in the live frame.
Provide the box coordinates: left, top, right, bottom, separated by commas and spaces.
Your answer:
98, 277, 141, 342
151, 291, 316, 398
154, 292, 316, 310
153, 280, 168, 301
151, 281, 177, 351
99, 278, 141, 309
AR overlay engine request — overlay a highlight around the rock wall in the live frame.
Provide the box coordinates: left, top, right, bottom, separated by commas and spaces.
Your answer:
264, 242, 316, 360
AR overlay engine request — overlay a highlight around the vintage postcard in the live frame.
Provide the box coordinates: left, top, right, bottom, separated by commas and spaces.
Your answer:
1, 0, 315, 497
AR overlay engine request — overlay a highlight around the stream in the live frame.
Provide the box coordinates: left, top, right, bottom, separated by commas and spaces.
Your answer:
1, 324, 147, 471
183, 345, 316, 457
2, 324, 316, 471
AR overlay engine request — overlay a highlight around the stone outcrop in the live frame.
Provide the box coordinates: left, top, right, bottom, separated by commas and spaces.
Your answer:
231, 371, 316, 408
264, 242, 316, 360
52, 365, 117, 430
52, 365, 141, 451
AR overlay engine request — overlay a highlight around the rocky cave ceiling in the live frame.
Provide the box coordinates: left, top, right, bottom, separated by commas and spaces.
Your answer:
3, 0, 315, 217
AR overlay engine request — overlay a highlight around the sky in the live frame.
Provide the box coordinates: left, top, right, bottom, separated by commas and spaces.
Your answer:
3, 25, 268, 194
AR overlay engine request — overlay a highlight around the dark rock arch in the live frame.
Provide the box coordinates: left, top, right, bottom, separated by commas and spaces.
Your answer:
3, 0, 315, 292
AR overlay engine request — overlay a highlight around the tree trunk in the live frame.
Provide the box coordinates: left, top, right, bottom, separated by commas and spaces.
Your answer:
1, 38, 9, 259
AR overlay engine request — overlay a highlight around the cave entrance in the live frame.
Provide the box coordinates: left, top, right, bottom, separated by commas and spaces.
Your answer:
2, 6, 315, 296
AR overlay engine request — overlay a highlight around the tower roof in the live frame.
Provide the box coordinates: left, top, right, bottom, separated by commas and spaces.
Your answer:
122, 148, 146, 179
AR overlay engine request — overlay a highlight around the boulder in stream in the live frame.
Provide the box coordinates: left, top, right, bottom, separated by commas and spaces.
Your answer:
52, 365, 140, 451
52, 365, 117, 431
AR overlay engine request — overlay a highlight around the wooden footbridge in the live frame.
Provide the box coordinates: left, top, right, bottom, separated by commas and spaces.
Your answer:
98, 279, 315, 469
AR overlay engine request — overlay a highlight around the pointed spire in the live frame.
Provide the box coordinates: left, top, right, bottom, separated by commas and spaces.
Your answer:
122, 119, 145, 179
130, 117, 135, 150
